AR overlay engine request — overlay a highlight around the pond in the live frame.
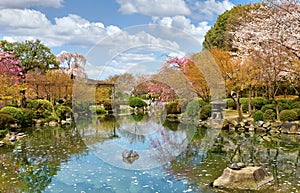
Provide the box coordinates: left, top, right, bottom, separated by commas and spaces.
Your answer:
0, 114, 299, 193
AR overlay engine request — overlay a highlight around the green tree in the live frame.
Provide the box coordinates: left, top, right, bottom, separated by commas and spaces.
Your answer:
0, 39, 59, 73
203, 4, 257, 50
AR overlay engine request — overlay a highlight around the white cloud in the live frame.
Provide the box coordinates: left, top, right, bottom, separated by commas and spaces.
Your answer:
116, 0, 191, 17
188, 0, 234, 20
0, 0, 63, 9
0, 9, 121, 47
0, 9, 50, 28
152, 16, 211, 45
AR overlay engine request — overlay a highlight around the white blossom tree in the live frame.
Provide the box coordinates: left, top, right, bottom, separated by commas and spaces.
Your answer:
231, 0, 300, 118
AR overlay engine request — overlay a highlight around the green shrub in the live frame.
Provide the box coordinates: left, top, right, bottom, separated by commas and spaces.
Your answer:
55, 104, 73, 120
103, 100, 112, 110
261, 104, 276, 113
200, 104, 212, 120
138, 94, 147, 100
129, 97, 147, 108
226, 98, 236, 109
263, 109, 276, 121
0, 112, 14, 130
240, 98, 249, 113
292, 108, 300, 120
96, 108, 107, 115
291, 101, 300, 109
0, 129, 8, 137
20, 108, 33, 127
166, 101, 180, 114
131, 113, 144, 122
26, 99, 54, 118
251, 97, 270, 110
186, 99, 201, 119
0, 106, 24, 124
279, 110, 298, 122
253, 111, 264, 122
277, 98, 293, 106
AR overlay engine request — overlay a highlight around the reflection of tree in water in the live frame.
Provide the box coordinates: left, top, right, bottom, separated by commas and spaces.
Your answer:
149, 123, 191, 164
162, 129, 300, 192
0, 126, 87, 193
119, 125, 145, 144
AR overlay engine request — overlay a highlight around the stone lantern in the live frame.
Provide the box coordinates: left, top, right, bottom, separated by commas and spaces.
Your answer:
210, 100, 226, 120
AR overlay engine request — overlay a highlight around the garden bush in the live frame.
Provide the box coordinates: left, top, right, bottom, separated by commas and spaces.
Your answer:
96, 108, 107, 115
20, 108, 33, 127
263, 109, 276, 121
166, 101, 180, 114
261, 104, 276, 113
226, 98, 236, 109
26, 99, 55, 118
291, 101, 300, 109
0, 129, 8, 137
200, 104, 212, 120
251, 97, 270, 110
240, 98, 249, 113
103, 100, 112, 110
186, 99, 201, 119
253, 111, 264, 122
292, 108, 300, 120
129, 97, 147, 108
0, 106, 24, 124
55, 104, 73, 121
0, 112, 14, 130
279, 110, 298, 122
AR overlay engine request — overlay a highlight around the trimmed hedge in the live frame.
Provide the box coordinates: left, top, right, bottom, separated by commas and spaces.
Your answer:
279, 110, 298, 122
20, 108, 33, 127
261, 104, 276, 113
166, 101, 180, 114
292, 108, 300, 120
26, 99, 56, 119
253, 111, 264, 122
200, 104, 212, 120
0, 112, 14, 130
0, 106, 24, 124
252, 97, 270, 110
129, 97, 147, 108
263, 109, 276, 121
96, 108, 107, 115
55, 104, 73, 121
291, 101, 300, 109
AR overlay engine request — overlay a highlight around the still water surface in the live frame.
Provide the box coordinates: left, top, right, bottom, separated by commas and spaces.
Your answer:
0, 114, 299, 193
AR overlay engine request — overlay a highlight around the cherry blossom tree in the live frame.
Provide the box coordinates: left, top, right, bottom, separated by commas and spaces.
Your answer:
56, 52, 87, 79
231, 0, 300, 118
163, 55, 210, 102
0, 51, 25, 106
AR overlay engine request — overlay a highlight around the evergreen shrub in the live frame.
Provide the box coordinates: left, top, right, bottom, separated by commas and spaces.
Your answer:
279, 110, 297, 122
253, 111, 264, 122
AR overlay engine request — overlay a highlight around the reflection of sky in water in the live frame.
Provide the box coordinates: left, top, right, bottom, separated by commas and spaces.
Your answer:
88, 120, 189, 170
45, 152, 200, 193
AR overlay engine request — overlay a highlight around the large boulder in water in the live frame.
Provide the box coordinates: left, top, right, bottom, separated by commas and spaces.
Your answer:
213, 166, 274, 190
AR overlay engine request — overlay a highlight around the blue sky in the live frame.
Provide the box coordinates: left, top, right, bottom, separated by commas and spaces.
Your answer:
0, 0, 255, 79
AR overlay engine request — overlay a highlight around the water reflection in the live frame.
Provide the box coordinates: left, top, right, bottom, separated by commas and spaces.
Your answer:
0, 126, 87, 193
0, 115, 299, 192
87, 114, 193, 170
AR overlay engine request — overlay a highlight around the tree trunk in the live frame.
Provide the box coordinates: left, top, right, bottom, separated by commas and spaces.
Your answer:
275, 99, 280, 120
248, 88, 252, 116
